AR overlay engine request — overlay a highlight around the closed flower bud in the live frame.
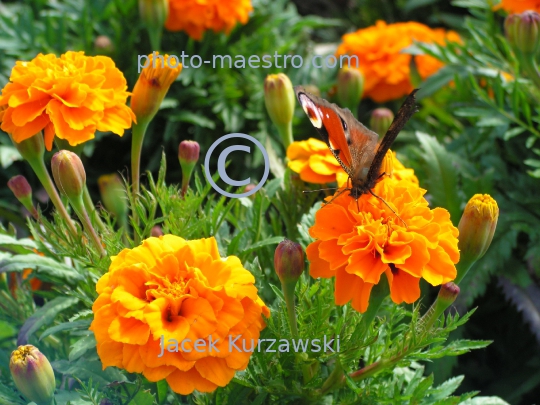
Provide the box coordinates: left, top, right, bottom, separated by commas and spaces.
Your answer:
455, 194, 499, 284
139, 0, 168, 50
178, 140, 200, 197
336, 66, 364, 114
274, 239, 304, 284
51, 150, 86, 201
8, 175, 38, 218
98, 174, 128, 220
418, 282, 460, 331
437, 282, 460, 306
505, 11, 540, 54
94, 35, 114, 55
370, 108, 395, 137
12, 133, 45, 162
10, 345, 55, 405
131, 52, 182, 124
264, 73, 295, 147
151, 225, 164, 236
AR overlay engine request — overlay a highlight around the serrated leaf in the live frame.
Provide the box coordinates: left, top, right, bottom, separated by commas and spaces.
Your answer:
0, 253, 83, 284
40, 319, 92, 340
415, 132, 462, 223
18, 296, 79, 345
0, 234, 37, 253
69, 334, 96, 361
131, 389, 155, 405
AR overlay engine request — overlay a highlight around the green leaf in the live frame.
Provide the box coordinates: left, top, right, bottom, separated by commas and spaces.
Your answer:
0, 145, 22, 169
168, 110, 216, 129
69, 334, 97, 362
0, 253, 83, 284
130, 389, 155, 405
40, 319, 92, 340
460, 397, 511, 405
415, 132, 462, 223
156, 380, 168, 404
241, 236, 284, 256
18, 296, 79, 345
0, 234, 37, 253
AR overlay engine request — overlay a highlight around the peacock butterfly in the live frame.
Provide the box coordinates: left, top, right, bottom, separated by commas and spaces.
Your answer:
295, 86, 418, 203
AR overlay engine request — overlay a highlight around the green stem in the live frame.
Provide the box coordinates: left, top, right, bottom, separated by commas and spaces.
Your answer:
69, 196, 106, 257
27, 157, 78, 236
277, 122, 294, 149
521, 53, 540, 89
281, 280, 299, 339
359, 276, 389, 331
83, 186, 106, 232
131, 120, 150, 225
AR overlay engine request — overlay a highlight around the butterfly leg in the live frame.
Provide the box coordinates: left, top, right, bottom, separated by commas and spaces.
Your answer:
368, 189, 408, 228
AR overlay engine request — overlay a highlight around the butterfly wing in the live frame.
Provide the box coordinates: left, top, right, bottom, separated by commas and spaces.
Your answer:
295, 86, 379, 180
365, 89, 419, 184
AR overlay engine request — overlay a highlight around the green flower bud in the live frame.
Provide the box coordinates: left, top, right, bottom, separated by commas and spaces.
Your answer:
274, 239, 304, 284
336, 66, 364, 114
264, 73, 295, 147
8, 175, 38, 219
10, 345, 55, 405
12, 133, 45, 162
505, 11, 540, 55
370, 108, 395, 137
98, 174, 128, 220
178, 140, 200, 197
51, 150, 86, 201
418, 282, 460, 332
437, 282, 460, 307
139, 0, 168, 50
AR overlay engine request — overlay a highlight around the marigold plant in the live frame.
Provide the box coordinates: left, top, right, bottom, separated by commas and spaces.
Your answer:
287, 138, 419, 186
165, 0, 253, 40
336, 21, 461, 102
0, 51, 135, 151
494, 0, 540, 13
306, 177, 459, 313
89, 235, 270, 395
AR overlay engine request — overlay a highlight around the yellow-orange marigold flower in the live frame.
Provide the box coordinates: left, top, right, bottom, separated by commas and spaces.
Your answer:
165, 0, 253, 40
90, 235, 269, 395
336, 21, 461, 103
306, 178, 459, 313
0, 51, 135, 151
494, 0, 540, 13
287, 138, 419, 186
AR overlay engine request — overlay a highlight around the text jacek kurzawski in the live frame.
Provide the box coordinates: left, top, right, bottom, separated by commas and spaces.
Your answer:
157, 334, 340, 357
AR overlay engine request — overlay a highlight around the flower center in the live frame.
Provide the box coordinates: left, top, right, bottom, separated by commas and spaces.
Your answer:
145, 277, 189, 301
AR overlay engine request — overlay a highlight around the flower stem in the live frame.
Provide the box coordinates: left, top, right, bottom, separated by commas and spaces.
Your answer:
281, 280, 299, 339
521, 53, 540, 89
27, 156, 78, 236
70, 195, 106, 257
278, 122, 294, 149
83, 186, 106, 232
131, 120, 150, 235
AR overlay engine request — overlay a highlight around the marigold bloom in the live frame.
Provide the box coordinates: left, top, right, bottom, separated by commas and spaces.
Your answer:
165, 0, 252, 40
0, 51, 135, 151
495, 0, 540, 13
287, 138, 419, 186
90, 235, 269, 395
306, 177, 459, 313
336, 21, 461, 102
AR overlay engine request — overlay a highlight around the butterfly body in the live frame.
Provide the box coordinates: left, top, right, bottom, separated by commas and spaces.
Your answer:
295, 86, 418, 200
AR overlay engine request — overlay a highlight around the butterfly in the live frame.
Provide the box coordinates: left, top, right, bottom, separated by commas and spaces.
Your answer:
295, 86, 419, 218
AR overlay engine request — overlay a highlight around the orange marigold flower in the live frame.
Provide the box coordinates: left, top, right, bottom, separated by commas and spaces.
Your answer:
287, 138, 419, 186
336, 21, 461, 103
90, 235, 269, 395
165, 0, 253, 40
0, 51, 135, 151
306, 178, 459, 313
494, 0, 540, 13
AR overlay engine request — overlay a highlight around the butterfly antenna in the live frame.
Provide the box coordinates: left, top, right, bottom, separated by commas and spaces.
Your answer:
368, 189, 408, 228
302, 187, 339, 193
321, 187, 350, 208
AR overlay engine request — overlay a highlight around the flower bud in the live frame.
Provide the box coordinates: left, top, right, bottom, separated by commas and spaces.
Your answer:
51, 150, 86, 201
139, 0, 168, 49
455, 194, 499, 284
178, 140, 200, 197
418, 282, 460, 332
131, 52, 182, 124
437, 282, 460, 306
151, 225, 164, 237
98, 174, 128, 220
11, 132, 45, 162
370, 108, 395, 137
274, 239, 304, 284
264, 73, 295, 147
94, 35, 114, 55
505, 11, 540, 54
8, 175, 38, 219
336, 66, 364, 114
10, 345, 55, 405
